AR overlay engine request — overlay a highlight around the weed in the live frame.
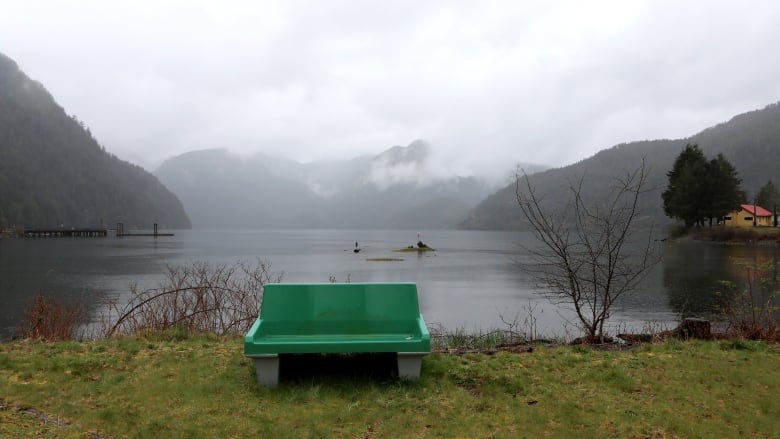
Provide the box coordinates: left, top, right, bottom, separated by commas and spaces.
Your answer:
429, 322, 534, 352
0, 353, 11, 369
664, 338, 687, 351
570, 344, 591, 354
719, 339, 767, 351
18, 292, 84, 341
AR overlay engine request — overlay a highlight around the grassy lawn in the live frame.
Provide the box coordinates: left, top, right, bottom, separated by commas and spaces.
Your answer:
1, 334, 778, 438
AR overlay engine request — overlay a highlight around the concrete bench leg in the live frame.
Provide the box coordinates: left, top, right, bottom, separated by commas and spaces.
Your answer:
397, 352, 426, 380
251, 354, 280, 388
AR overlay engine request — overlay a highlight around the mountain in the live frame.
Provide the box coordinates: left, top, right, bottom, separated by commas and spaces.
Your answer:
0, 52, 190, 229
154, 149, 319, 228
155, 140, 513, 229
460, 103, 780, 230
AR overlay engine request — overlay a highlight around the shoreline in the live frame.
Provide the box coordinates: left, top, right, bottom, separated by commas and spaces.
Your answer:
674, 225, 780, 244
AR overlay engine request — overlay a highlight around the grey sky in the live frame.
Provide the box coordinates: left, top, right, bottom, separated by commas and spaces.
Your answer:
2, 0, 780, 178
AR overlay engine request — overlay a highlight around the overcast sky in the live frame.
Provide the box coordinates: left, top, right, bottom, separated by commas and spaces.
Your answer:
2, 0, 780, 178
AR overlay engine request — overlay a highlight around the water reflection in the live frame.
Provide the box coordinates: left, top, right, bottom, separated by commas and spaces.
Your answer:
663, 240, 780, 318
4, 230, 780, 340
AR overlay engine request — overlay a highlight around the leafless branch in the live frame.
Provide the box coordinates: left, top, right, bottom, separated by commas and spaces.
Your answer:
515, 160, 660, 342
101, 259, 282, 337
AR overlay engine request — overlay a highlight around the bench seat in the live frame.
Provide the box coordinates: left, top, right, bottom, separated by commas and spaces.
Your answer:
244, 283, 430, 387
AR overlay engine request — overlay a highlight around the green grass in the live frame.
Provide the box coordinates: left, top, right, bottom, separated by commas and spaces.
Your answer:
1, 335, 779, 438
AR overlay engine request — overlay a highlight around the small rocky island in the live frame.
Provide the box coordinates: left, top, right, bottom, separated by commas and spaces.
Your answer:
396, 240, 436, 253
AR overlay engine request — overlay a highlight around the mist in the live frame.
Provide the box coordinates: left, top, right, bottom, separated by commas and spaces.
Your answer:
2, 1, 780, 179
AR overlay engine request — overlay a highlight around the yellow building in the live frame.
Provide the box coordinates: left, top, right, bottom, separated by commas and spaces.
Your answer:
723, 204, 773, 227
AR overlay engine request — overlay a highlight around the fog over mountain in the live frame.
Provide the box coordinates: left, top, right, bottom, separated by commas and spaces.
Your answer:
156, 140, 544, 229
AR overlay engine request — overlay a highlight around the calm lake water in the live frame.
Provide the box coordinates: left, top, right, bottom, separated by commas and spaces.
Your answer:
1, 229, 778, 340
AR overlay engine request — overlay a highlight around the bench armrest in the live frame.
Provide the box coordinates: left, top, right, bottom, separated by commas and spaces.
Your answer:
244, 318, 262, 344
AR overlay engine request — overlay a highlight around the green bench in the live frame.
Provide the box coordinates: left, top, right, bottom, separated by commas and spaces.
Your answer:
244, 282, 431, 387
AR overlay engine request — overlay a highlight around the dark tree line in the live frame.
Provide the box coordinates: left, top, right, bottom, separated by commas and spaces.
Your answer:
662, 144, 745, 227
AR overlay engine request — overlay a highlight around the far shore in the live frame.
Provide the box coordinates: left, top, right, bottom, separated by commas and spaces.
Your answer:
676, 225, 780, 244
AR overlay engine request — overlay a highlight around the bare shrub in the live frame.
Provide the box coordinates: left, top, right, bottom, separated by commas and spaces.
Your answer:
429, 302, 554, 352
499, 300, 545, 342
19, 292, 84, 341
515, 161, 660, 343
101, 259, 282, 338
716, 259, 780, 341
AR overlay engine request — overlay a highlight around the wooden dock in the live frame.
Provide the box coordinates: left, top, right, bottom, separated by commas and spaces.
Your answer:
17, 223, 174, 238
115, 223, 174, 237
23, 228, 108, 238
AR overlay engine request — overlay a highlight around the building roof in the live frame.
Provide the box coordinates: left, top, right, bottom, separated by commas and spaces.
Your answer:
740, 204, 773, 217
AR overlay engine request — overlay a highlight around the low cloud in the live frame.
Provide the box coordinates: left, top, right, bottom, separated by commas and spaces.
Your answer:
2, 1, 780, 177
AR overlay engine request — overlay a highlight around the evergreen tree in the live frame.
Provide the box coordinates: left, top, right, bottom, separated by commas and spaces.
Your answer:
662, 144, 744, 227
704, 154, 745, 225
756, 180, 780, 212
662, 144, 709, 227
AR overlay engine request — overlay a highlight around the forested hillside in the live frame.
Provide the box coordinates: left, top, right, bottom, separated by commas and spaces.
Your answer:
0, 52, 190, 229
460, 103, 780, 230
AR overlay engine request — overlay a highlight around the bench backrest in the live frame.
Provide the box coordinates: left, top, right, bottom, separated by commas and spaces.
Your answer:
260, 282, 422, 323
